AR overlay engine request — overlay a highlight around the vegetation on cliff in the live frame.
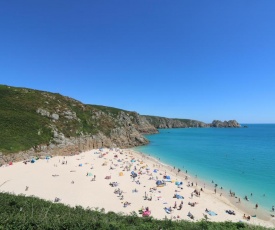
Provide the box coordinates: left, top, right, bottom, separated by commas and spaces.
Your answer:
0, 192, 266, 230
0, 85, 156, 155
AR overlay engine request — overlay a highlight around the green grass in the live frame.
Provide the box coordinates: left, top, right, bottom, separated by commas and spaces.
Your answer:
0, 86, 53, 153
0, 192, 268, 230
90, 104, 129, 116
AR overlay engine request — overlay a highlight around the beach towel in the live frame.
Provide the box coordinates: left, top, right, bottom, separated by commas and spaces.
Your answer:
176, 194, 184, 199
142, 210, 151, 217
164, 207, 171, 214
207, 211, 217, 216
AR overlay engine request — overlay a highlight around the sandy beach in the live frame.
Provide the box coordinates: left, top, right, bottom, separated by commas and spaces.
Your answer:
0, 148, 274, 228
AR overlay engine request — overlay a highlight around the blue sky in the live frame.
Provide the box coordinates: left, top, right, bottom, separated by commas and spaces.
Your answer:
1, 1, 275, 123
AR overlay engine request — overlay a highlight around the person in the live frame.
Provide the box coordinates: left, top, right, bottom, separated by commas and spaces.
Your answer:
272, 206, 274, 212
255, 203, 258, 209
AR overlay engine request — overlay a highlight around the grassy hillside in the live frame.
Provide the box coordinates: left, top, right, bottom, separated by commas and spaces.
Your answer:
0, 85, 135, 154
0, 85, 53, 153
0, 192, 266, 230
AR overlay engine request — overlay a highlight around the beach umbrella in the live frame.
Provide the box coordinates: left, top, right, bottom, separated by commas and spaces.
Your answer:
156, 180, 162, 185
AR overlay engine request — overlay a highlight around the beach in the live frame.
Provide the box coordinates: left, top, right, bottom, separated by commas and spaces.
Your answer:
0, 148, 274, 228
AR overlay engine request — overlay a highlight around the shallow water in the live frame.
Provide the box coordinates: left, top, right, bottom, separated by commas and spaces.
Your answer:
134, 124, 275, 212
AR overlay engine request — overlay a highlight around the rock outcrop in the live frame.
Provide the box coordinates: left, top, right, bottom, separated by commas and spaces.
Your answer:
210, 120, 241, 128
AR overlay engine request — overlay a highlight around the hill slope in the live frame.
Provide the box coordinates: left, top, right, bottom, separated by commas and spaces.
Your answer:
0, 85, 157, 163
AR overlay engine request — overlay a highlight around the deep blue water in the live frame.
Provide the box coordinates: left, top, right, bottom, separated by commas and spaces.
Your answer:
134, 124, 275, 211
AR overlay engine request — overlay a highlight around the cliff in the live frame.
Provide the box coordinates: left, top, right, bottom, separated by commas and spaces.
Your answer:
0, 85, 157, 164
143, 116, 241, 129
143, 115, 207, 128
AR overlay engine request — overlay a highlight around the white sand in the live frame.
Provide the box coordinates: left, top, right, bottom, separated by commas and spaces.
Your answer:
0, 148, 274, 228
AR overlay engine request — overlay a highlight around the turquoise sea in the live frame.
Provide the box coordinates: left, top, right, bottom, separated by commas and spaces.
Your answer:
134, 124, 275, 212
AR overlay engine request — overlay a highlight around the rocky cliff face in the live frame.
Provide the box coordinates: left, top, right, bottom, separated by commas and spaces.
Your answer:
143, 116, 241, 129
0, 109, 157, 164
143, 115, 207, 128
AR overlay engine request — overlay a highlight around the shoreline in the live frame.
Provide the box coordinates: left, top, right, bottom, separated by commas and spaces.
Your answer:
0, 148, 274, 228
136, 127, 275, 218
131, 149, 274, 222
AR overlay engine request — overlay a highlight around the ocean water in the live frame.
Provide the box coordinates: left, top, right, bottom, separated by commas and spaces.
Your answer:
134, 124, 275, 212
